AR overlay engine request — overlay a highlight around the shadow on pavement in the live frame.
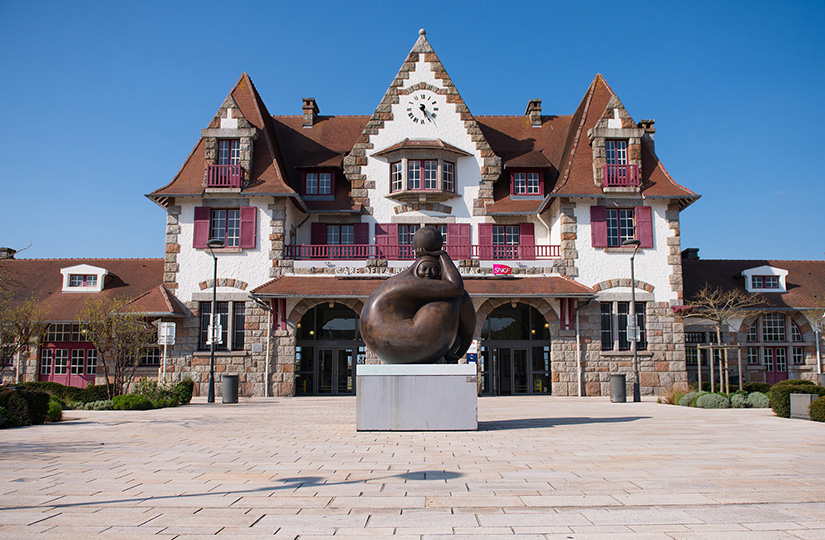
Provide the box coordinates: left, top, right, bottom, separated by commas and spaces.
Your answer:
479, 416, 650, 430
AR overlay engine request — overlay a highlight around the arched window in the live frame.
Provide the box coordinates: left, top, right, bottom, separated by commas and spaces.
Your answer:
297, 303, 360, 341
481, 303, 549, 341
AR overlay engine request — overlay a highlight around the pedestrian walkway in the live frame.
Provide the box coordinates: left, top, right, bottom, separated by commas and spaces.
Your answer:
1, 396, 824, 539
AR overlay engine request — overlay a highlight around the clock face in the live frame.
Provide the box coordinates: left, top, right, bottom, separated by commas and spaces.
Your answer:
406, 91, 439, 124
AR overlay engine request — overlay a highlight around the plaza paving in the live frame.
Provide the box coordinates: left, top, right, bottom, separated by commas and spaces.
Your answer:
1, 396, 825, 539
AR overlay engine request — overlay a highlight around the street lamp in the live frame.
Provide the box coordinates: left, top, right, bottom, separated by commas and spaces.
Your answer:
622, 238, 642, 402
206, 238, 224, 403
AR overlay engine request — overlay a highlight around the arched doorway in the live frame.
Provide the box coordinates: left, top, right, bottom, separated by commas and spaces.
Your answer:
295, 303, 364, 395
480, 303, 551, 395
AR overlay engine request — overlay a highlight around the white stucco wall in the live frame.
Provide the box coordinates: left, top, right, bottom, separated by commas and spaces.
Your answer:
575, 198, 677, 302
176, 198, 273, 303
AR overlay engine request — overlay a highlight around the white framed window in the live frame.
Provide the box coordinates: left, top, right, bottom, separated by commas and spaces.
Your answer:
762, 313, 786, 342
793, 346, 805, 365
606, 140, 628, 165
71, 350, 84, 374
41, 349, 53, 375
210, 208, 241, 248
69, 275, 97, 287
791, 322, 803, 342
606, 208, 635, 248
442, 162, 455, 192
86, 350, 97, 374
747, 347, 760, 365
391, 162, 403, 192
54, 349, 68, 375
218, 139, 240, 165
408, 160, 421, 190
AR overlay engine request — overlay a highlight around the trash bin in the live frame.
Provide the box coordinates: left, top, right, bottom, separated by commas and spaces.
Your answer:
610, 374, 627, 403
222, 374, 239, 404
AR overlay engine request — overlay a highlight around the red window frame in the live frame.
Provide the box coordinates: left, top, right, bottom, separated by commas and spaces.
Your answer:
218, 139, 240, 165
302, 171, 335, 196
752, 275, 779, 288
194, 206, 256, 249
68, 275, 98, 287
510, 170, 543, 196
605, 140, 628, 165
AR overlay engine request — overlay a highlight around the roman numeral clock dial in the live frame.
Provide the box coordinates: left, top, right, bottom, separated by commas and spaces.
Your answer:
406, 91, 439, 125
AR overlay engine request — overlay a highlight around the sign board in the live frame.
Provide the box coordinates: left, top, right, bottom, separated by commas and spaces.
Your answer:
492, 264, 512, 275
627, 324, 640, 342
206, 324, 223, 345
158, 322, 176, 345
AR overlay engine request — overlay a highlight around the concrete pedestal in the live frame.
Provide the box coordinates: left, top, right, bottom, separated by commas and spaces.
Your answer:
356, 364, 478, 431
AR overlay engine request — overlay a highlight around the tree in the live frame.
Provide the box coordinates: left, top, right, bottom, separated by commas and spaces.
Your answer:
687, 284, 764, 393
0, 293, 47, 383
78, 296, 155, 398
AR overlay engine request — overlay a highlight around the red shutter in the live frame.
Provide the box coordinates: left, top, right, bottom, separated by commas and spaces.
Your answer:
353, 223, 368, 245
635, 206, 652, 248
311, 223, 326, 244
447, 223, 471, 259
478, 223, 493, 259
590, 206, 607, 248
519, 222, 535, 259
374, 223, 397, 259
239, 206, 257, 249
193, 207, 210, 248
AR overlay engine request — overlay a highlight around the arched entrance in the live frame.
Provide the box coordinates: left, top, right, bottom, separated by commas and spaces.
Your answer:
295, 303, 364, 395
480, 303, 551, 395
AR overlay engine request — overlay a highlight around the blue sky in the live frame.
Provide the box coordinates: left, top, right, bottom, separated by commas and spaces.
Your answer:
1, 0, 823, 261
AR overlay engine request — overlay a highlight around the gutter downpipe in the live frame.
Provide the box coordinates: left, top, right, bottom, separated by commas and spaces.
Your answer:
574, 297, 597, 397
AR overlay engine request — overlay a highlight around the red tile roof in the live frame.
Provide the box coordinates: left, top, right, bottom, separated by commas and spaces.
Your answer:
0, 258, 183, 321
252, 274, 594, 298
683, 259, 825, 309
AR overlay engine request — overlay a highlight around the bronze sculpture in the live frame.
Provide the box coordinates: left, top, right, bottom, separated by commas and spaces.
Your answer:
360, 226, 476, 364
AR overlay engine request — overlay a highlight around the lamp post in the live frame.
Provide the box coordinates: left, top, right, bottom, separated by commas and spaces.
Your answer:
206, 238, 224, 403
622, 238, 642, 402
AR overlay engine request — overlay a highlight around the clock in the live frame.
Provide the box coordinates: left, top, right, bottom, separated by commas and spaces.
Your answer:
406, 90, 439, 124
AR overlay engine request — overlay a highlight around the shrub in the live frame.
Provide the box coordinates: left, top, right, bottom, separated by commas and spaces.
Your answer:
46, 398, 63, 422
659, 385, 688, 405
173, 379, 194, 405
81, 384, 115, 403
112, 394, 153, 411
746, 391, 770, 408
22, 381, 84, 402
76, 400, 114, 411
743, 382, 772, 394
811, 396, 825, 423
0, 406, 13, 429
696, 393, 731, 409
730, 394, 747, 408
20, 388, 50, 425
678, 392, 698, 407
769, 379, 825, 418
151, 395, 180, 409
0, 387, 50, 426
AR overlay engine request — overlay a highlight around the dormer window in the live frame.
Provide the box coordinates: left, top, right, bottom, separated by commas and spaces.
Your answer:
511, 170, 543, 196
390, 159, 454, 193
68, 275, 97, 288
302, 171, 334, 197
207, 139, 242, 188
374, 139, 469, 204
218, 140, 240, 165
752, 275, 779, 289
604, 140, 638, 187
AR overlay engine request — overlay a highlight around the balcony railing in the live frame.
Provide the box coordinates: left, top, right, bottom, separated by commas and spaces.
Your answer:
207, 164, 242, 188
604, 163, 639, 187
284, 244, 560, 261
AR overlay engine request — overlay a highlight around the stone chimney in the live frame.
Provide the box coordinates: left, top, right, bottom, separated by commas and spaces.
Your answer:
525, 99, 542, 127
302, 98, 319, 127
0, 247, 16, 259
638, 119, 656, 149
681, 247, 699, 261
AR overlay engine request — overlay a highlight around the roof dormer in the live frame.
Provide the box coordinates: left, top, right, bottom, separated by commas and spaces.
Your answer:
742, 265, 789, 293
587, 94, 644, 194
201, 94, 258, 192
60, 264, 108, 293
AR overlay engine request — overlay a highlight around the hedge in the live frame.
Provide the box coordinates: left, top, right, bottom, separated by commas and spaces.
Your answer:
743, 382, 772, 394
112, 394, 153, 410
811, 396, 825, 423
0, 387, 50, 427
769, 379, 825, 418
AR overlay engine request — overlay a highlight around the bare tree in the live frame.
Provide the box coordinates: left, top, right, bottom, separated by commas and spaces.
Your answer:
78, 296, 155, 398
0, 294, 48, 383
803, 301, 825, 375
688, 284, 764, 393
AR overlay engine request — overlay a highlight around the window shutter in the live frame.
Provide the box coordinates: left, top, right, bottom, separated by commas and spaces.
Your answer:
635, 206, 653, 248
353, 223, 368, 245
374, 223, 397, 259
519, 222, 535, 259
447, 223, 471, 259
590, 206, 607, 248
239, 206, 257, 249
311, 223, 327, 244
193, 207, 210, 248
478, 223, 493, 259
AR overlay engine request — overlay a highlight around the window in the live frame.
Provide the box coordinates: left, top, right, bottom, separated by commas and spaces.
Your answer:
217, 140, 240, 165
140, 348, 161, 366
71, 350, 84, 374
511, 171, 543, 196
54, 349, 68, 375
762, 313, 786, 342
45, 324, 88, 343
747, 347, 760, 365
590, 206, 652, 248
600, 301, 646, 351
443, 162, 455, 193
479, 223, 535, 259
793, 346, 805, 365
41, 349, 53, 375
303, 171, 333, 196
791, 322, 803, 342
606, 140, 628, 165
199, 301, 246, 351
606, 208, 635, 248
86, 350, 97, 374
747, 323, 758, 342
194, 206, 256, 249
391, 162, 403, 192
398, 224, 420, 246
752, 275, 779, 289
388, 159, 456, 193
68, 275, 97, 287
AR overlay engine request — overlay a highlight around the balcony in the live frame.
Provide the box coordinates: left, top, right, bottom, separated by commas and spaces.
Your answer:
603, 163, 639, 188
284, 244, 560, 260
207, 164, 242, 189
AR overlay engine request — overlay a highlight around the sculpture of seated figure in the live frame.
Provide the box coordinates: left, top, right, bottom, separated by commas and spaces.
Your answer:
360, 226, 476, 364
